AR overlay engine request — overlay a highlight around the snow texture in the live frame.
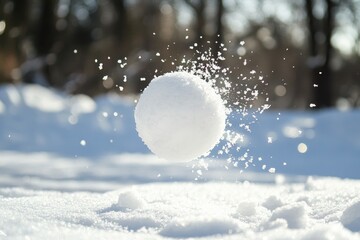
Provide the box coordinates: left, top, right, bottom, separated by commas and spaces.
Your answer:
1, 179, 360, 239
135, 71, 226, 162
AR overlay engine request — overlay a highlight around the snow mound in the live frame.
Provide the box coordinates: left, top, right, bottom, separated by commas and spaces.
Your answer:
69, 94, 96, 115
0, 84, 147, 156
302, 223, 358, 240
160, 217, 241, 238
1, 177, 360, 239
236, 201, 258, 217
341, 200, 360, 232
262, 195, 284, 211
117, 190, 146, 210
269, 202, 310, 229
134, 71, 226, 162
22, 84, 66, 112
1, 83, 360, 179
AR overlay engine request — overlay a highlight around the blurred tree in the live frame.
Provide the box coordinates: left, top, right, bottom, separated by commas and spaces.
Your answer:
305, 0, 335, 108
30, 0, 57, 85
184, 0, 206, 47
0, 0, 359, 109
111, 0, 128, 41
214, 0, 224, 55
0, 0, 29, 83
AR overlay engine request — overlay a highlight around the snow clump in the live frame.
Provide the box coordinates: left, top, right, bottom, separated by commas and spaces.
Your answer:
134, 71, 226, 162
117, 190, 145, 210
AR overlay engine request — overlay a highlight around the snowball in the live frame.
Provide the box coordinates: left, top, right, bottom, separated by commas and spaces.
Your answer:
134, 71, 226, 162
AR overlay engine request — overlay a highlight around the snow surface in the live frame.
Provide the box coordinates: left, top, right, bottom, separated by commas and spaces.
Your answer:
1, 177, 360, 239
135, 71, 226, 162
1, 84, 360, 239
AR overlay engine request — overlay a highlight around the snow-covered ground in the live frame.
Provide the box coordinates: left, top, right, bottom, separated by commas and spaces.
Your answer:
1, 84, 360, 239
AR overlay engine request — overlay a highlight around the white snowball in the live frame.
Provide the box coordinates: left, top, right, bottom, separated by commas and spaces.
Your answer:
134, 71, 226, 162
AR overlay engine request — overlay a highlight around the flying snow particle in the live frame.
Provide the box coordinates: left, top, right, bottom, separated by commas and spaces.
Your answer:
80, 140, 86, 146
134, 71, 226, 162
102, 112, 108, 118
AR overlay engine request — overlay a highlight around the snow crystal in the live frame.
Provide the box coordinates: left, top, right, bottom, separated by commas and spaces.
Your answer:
135, 71, 226, 162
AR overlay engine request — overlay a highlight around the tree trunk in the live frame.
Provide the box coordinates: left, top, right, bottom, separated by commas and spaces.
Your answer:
184, 0, 206, 47
111, 0, 128, 41
305, 0, 334, 108
214, 0, 224, 55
